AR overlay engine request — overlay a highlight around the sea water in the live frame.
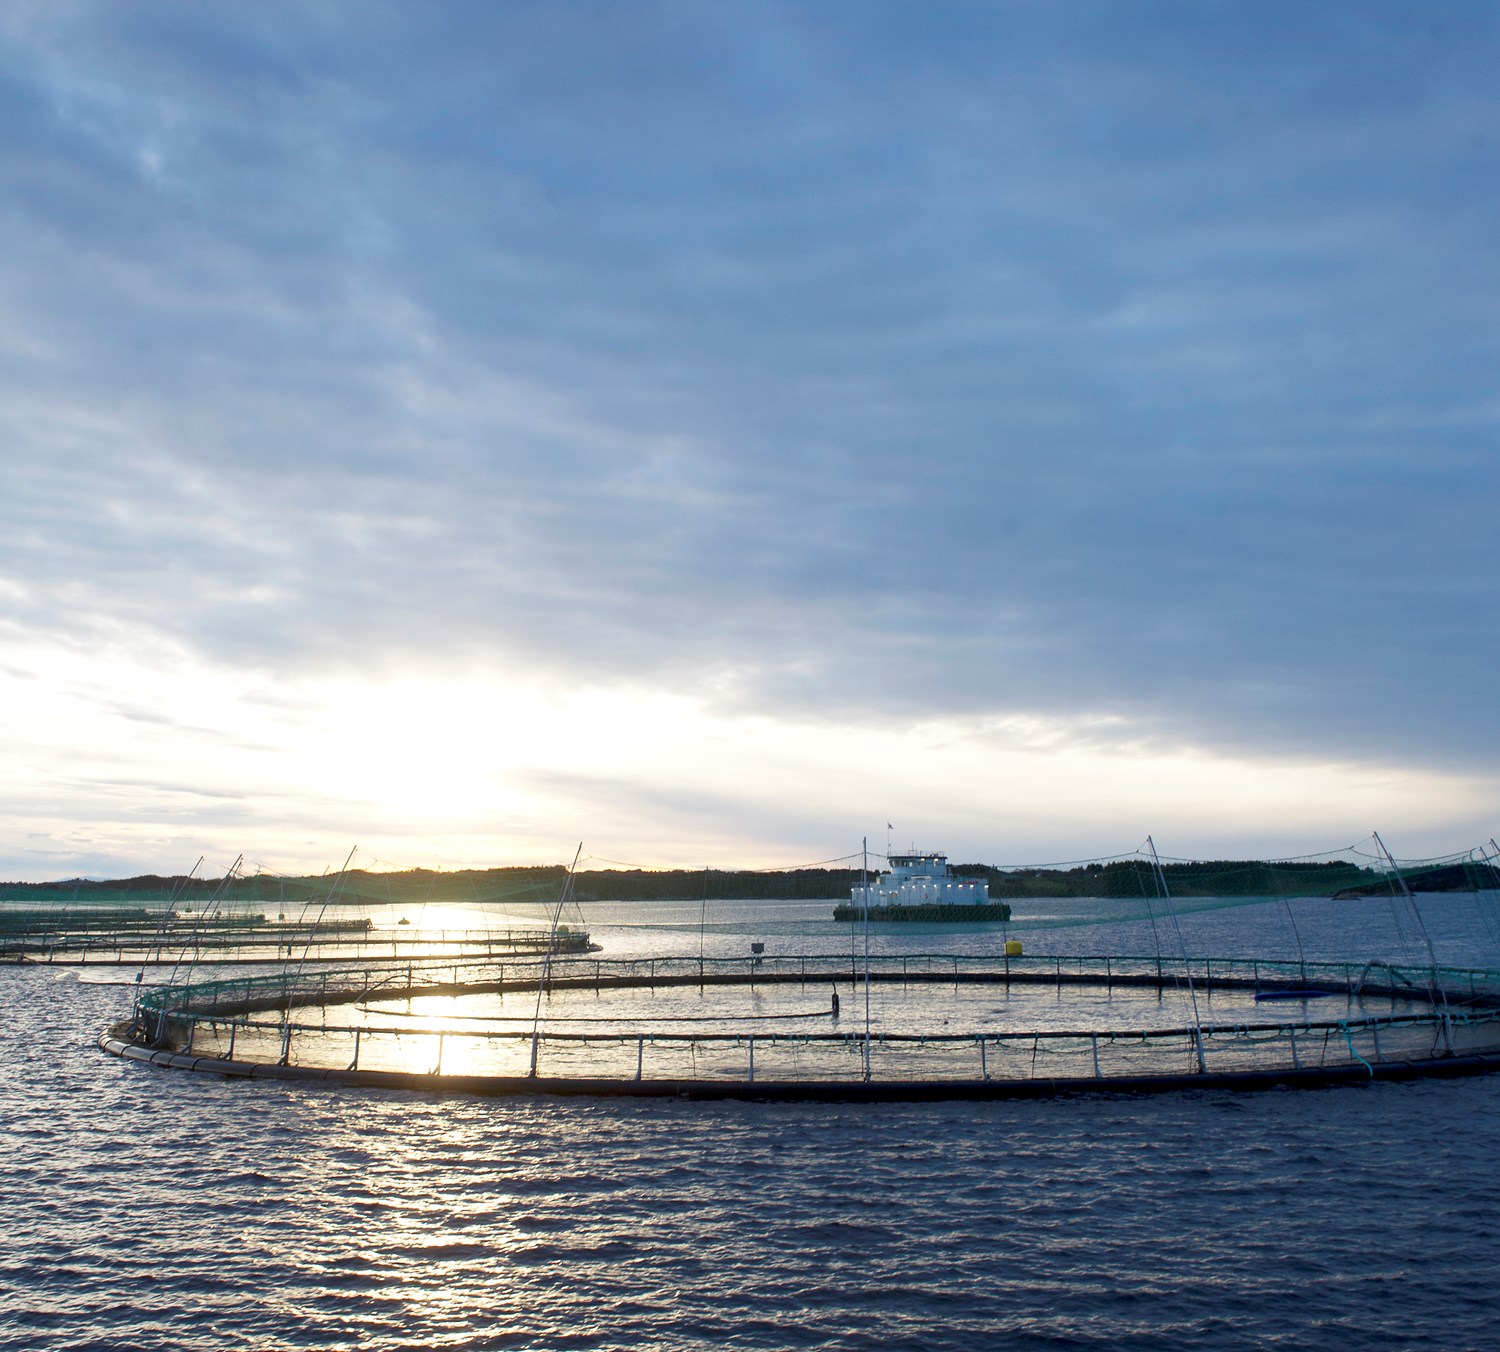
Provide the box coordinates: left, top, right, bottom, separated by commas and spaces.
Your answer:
2, 894, 1499, 1350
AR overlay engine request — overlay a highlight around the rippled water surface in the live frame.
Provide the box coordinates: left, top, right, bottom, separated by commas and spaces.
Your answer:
5, 897, 1500, 1349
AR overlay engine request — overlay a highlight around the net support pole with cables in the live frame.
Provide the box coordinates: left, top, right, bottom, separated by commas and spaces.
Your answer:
1146, 836, 1207, 1075
1373, 831, 1453, 1056
862, 837, 872, 1082
530, 843, 582, 1078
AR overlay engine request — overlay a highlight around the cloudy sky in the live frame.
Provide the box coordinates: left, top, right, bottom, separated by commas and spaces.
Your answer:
2, 2, 1497, 880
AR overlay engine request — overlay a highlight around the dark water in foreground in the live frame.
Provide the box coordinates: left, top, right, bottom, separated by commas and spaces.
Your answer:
4, 897, 1500, 1350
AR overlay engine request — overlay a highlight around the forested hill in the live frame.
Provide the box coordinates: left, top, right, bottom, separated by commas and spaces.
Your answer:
5, 856, 1480, 904
0, 866, 854, 906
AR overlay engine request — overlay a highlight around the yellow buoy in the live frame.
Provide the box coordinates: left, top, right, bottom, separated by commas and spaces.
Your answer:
1004, 940, 1023, 957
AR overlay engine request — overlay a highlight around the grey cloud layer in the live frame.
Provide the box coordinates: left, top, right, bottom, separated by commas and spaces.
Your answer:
2, 2, 1497, 768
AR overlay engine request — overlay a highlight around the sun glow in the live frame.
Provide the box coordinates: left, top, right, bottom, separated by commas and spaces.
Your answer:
1, 638, 1495, 880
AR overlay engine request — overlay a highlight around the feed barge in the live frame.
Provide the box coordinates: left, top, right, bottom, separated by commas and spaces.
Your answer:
835, 851, 1010, 923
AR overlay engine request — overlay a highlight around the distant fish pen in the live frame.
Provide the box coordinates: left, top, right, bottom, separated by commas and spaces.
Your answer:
5, 916, 587, 966
79, 833, 1500, 1100
2, 857, 590, 966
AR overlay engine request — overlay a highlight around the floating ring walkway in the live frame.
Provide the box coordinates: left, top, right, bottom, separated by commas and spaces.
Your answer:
101, 952, 1500, 1102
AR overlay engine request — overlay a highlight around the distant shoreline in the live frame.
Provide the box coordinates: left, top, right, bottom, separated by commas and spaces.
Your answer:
2, 856, 1484, 903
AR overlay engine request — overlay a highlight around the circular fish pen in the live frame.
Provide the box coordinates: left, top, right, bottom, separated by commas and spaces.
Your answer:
102, 950, 1500, 1100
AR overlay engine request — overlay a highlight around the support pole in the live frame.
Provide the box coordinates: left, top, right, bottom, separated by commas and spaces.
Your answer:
1373, 831, 1453, 1055
1147, 836, 1207, 1074
862, 837, 872, 1083
529, 843, 582, 1078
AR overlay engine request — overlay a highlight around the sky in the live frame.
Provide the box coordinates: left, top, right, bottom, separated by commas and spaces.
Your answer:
2, 2, 1498, 881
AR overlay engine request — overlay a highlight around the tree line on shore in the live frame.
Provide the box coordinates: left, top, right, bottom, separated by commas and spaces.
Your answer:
4, 856, 1453, 905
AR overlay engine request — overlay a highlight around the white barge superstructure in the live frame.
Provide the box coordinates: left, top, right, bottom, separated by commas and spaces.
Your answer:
835, 852, 1010, 922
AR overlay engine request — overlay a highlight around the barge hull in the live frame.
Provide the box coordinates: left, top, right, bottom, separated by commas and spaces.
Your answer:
833, 902, 1012, 923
